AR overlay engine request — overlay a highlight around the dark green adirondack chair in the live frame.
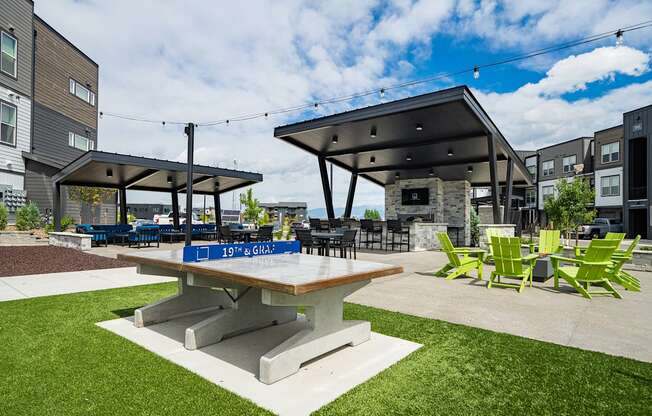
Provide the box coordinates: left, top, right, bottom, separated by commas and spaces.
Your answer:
551, 239, 621, 299
529, 229, 563, 256
434, 232, 485, 280
488, 236, 538, 293
606, 235, 641, 291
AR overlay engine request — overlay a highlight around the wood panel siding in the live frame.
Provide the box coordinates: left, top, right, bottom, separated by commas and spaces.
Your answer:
32, 102, 97, 166
33, 17, 98, 129
0, 0, 33, 97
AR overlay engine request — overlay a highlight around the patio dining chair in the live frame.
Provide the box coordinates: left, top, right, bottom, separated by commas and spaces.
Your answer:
332, 229, 357, 259
529, 229, 563, 256
488, 236, 538, 293
606, 235, 641, 292
253, 225, 273, 242
551, 238, 621, 299
434, 232, 484, 280
360, 219, 383, 249
295, 229, 322, 255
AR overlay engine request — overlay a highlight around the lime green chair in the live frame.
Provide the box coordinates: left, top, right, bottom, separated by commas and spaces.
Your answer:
488, 236, 538, 293
574, 232, 625, 258
551, 239, 621, 299
482, 228, 501, 263
435, 232, 485, 280
529, 229, 563, 256
606, 235, 641, 291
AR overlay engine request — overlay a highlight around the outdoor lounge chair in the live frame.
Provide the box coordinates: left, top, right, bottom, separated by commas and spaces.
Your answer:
75, 224, 108, 247
488, 236, 538, 293
434, 232, 484, 280
482, 227, 501, 263
574, 232, 626, 258
606, 235, 641, 291
529, 229, 563, 256
551, 239, 621, 299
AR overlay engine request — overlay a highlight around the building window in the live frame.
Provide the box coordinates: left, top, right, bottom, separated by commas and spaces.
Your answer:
601, 142, 620, 163
542, 185, 554, 202
601, 175, 620, 197
68, 132, 94, 151
562, 155, 576, 173
69, 79, 96, 106
1, 31, 17, 78
526, 188, 536, 206
0, 101, 17, 146
542, 160, 554, 177
525, 157, 537, 180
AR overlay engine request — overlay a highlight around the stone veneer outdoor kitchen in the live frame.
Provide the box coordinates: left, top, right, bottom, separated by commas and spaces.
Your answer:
385, 177, 471, 249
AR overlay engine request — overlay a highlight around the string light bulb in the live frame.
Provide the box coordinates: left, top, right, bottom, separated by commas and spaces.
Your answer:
616, 29, 624, 46
380, 88, 385, 98
331, 134, 338, 144
370, 156, 376, 165
370, 126, 377, 138
473, 66, 480, 80
162, 121, 166, 126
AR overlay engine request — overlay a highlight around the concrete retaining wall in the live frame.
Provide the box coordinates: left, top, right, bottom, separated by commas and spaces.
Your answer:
49, 232, 91, 251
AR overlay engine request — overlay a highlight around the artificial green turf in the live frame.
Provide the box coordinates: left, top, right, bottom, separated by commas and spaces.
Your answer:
0, 283, 650, 416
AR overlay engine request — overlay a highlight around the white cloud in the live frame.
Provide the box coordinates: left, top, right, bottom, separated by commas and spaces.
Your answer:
32, 1, 652, 212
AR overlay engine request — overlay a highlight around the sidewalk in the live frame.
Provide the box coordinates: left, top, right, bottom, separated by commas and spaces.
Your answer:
0, 267, 175, 302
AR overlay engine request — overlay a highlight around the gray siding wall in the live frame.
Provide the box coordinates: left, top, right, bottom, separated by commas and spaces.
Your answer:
0, 0, 33, 97
538, 138, 591, 180
32, 102, 96, 165
24, 158, 57, 211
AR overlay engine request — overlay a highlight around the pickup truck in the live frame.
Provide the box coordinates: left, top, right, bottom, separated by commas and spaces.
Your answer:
576, 218, 624, 239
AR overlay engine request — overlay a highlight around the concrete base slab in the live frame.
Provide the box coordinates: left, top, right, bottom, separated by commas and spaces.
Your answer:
98, 316, 421, 416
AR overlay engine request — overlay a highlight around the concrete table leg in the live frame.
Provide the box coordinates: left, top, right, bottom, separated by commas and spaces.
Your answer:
259, 280, 371, 384
134, 273, 231, 328
184, 276, 297, 350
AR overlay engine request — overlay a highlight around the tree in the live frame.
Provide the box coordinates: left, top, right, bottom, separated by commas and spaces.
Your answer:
364, 209, 381, 220
239, 188, 263, 225
68, 187, 116, 223
544, 177, 596, 245
16, 202, 41, 231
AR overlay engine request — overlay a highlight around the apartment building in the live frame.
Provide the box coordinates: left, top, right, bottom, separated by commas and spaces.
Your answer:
260, 202, 308, 222
593, 125, 624, 221
0, 0, 113, 223
624, 105, 652, 239
0, 0, 33, 211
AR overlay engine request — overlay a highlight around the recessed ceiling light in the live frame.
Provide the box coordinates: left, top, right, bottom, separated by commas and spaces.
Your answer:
429, 169, 435, 176
331, 134, 338, 144
447, 149, 454, 157
167, 175, 173, 183
467, 165, 473, 173
370, 126, 377, 138
415, 123, 423, 131
106, 168, 113, 177
370, 156, 376, 165
406, 155, 413, 161
395, 172, 400, 179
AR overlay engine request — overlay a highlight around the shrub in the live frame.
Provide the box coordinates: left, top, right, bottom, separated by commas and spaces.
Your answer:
15, 202, 41, 231
44, 215, 75, 233
0, 202, 7, 230
470, 207, 479, 246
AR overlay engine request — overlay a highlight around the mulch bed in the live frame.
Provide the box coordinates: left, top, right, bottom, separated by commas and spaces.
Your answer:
0, 246, 135, 277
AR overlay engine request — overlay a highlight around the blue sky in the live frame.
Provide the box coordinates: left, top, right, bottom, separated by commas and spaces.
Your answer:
34, 0, 652, 213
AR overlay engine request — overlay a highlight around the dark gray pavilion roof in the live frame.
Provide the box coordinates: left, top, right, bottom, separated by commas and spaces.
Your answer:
52, 151, 262, 195
274, 86, 532, 187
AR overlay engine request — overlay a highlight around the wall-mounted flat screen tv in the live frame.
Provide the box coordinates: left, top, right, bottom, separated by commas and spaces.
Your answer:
401, 188, 429, 205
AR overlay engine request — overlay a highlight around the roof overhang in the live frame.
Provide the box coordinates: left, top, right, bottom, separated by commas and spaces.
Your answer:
274, 86, 532, 187
52, 151, 262, 195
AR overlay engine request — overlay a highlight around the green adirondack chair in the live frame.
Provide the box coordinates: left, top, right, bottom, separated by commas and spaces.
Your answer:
434, 232, 485, 280
482, 228, 501, 263
488, 236, 538, 293
551, 239, 621, 299
529, 229, 563, 255
574, 232, 625, 258
606, 235, 641, 291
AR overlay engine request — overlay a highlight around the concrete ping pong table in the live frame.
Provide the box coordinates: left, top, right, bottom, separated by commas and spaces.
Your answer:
118, 244, 403, 384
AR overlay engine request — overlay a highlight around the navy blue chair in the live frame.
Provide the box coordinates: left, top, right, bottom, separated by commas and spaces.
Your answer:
75, 224, 108, 247
128, 225, 160, 248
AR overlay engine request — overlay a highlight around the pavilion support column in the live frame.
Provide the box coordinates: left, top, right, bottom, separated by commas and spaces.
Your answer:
184, 123, 195, 246
344, 172, 357, 219
487, 133, 502, 224
213, 189, 222, 227
503, 157, 514, 224
53, 181, 62, 232
171, 189, 180, 230
119, 187, 128, 225
318, 156, 335, 219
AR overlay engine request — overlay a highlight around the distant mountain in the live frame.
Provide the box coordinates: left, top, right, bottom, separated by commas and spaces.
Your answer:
308, 204, 384, 219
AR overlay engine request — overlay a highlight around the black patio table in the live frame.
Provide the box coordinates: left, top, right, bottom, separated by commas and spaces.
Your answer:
230, 229, 258, 243
161, 231, 185, 243
312, 231, 344, 257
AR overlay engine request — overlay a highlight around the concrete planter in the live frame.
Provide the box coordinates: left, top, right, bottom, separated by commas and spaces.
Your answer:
49, 232, 92, 251
478, 224, 515, 250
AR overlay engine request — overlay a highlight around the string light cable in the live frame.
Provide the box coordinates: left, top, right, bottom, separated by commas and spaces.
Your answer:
98, 20, 652, 128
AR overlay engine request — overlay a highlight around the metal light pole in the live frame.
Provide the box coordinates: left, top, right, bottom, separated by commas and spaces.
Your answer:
184, 122, 195, 246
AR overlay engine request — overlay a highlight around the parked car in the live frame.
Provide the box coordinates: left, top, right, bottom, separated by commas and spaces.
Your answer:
153, 212, 200, 225
576, 218, 624, 239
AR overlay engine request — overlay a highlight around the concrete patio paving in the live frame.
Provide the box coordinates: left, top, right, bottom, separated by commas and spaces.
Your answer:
89, 244, 652, 363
